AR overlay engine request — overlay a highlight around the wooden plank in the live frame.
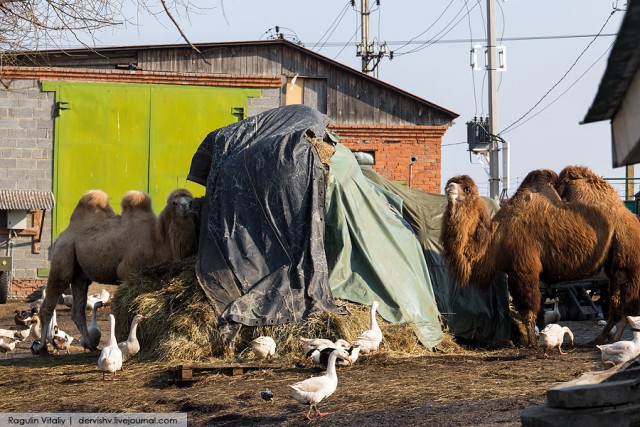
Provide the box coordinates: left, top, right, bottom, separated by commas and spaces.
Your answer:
172, 363, 283, 382
521, 402, 640, 427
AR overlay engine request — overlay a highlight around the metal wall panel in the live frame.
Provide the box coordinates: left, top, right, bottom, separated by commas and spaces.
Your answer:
43, 81, 260, 237
43, 81, 150, 238
148, 85, 260, 213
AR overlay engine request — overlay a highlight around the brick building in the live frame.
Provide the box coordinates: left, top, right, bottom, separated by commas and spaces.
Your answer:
0, 39, 458, 299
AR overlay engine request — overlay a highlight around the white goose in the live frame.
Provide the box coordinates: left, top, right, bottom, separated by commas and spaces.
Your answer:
300, 337, 336, 354
309, 345, 360, 369
47, 309, 58, 343
250, 336, 276, 360
98, 314, 123, 380
0, 327, 28, 340
353, 301, 383, 354
80, 301, 103, 352
597, 316, 640, 367
0, 337, 18, 354
118, 314, 146, 363
539, 324, 574, 357
87, 289, 110, 311
290, 347, 351, 421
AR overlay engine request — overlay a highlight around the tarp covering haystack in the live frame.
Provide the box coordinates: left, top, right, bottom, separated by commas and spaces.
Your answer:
187, 104, 445, 349
113, 104, 511, 361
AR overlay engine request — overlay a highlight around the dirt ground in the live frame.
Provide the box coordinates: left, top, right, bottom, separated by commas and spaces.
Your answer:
0, 289, 623, 427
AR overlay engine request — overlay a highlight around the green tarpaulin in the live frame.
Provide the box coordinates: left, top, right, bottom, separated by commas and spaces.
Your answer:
325, 144, 444, 349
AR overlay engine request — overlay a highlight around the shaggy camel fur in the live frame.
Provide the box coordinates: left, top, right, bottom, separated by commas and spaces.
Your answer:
556, 165, 640, 345
442, 169, 614, 347
37, 189, 197, 355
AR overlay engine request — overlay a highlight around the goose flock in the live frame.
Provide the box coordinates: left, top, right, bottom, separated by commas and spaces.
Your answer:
6, 288, 640, 420
0, 286, 146, 382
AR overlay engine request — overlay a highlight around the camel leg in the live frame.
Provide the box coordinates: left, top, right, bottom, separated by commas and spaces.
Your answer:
508, 266, 542, 348
38, 276, 71, 356
595, 279, 622, 345
613, 275, 640, 342
611, 316, 628, 342
71, 275, 93, 350
524, 311, 539, 349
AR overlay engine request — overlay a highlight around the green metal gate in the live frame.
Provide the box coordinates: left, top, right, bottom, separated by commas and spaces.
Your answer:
42, 81, 259, 238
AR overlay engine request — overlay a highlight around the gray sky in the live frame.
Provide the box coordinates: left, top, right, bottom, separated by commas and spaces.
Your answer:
80, 0, 626, 196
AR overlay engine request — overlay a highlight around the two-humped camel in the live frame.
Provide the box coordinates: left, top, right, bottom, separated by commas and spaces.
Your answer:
36, 189, 198, 355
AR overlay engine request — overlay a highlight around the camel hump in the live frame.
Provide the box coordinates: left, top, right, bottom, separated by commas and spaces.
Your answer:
69, 190, 115, 222
121, 191, 153, 214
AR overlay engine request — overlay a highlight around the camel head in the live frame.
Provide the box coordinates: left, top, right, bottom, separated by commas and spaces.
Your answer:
555, 165, 592, 198
519, 169, 558, 190
167, 189, 194, 217
445, 175, 477, 203
556, 165, 615, 203
510, 169, 562, 204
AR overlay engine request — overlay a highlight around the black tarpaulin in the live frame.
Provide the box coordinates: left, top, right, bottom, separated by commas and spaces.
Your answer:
187, 105, 343, 337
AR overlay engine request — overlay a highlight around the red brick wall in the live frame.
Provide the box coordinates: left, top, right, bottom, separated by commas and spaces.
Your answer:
329, 124, 447, 194
10, 279, 46, 300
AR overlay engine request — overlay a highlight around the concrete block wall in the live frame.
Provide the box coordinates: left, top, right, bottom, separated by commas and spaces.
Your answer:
0, 79, 54, 298
247, 88, 281, 117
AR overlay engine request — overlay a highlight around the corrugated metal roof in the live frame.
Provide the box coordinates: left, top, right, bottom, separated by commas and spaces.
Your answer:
583, 1, 640, 123
0, 190, 55, 210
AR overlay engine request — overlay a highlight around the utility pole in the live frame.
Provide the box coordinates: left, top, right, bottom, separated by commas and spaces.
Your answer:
360, 0, 371, 73
356, 0, 389, 76
487, 0, 500, 199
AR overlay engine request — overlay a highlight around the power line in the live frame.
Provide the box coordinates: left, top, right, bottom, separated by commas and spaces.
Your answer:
393, 0, 456, 53
502, 40, 614, 135
312, 1, 352, 52
500, 8, 621, 134
310, 32, 618, 48
395, 1, 479, 56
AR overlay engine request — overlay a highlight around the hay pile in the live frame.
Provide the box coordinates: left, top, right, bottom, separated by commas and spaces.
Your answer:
111, 257, 460, 363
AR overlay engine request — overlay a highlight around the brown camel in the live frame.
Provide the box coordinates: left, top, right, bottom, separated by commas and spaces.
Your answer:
441, 169, 615, 347
37, 189, 198, 355
556, 165, 640, 344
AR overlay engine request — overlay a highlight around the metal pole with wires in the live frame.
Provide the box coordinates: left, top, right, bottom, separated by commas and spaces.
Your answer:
487, 0, 500, 199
